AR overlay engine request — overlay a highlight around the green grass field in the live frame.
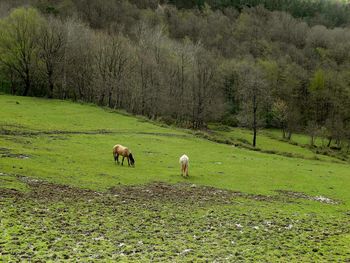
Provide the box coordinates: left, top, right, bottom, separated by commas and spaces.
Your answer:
1, 95, 349, 261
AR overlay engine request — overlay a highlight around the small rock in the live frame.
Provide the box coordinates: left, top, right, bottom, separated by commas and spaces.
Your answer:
180, 249, 193, 255
285, 224, 293, 230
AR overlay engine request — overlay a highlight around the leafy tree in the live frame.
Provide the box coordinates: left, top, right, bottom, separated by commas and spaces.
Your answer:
0, 7, 43, 96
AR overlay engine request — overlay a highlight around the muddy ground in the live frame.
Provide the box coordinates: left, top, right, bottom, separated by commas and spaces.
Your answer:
1, 178, 349, 262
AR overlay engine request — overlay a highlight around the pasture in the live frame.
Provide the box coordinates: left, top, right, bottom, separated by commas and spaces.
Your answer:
1, 95, 349, 261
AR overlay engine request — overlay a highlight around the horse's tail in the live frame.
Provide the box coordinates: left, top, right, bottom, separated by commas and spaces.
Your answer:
185, 163, 189, 176
129, 152, 135, 166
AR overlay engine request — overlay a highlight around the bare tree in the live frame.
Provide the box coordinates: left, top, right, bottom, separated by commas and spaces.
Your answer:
236, 60, 270, 147
190, 47, 224, 129
38, 17, 66, 98
94, 33, 133, 108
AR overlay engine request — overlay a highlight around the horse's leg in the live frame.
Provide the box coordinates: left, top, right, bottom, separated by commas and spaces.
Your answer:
116, 154, 119, 165
122, 156, 125, 165
127, 157, 130, 166
185, 164, 189, 177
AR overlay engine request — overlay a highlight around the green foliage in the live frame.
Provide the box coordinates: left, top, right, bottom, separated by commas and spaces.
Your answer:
309, 68, 325, 92
171, 0, 350, 27
0, 2, 349, 143
0, 7, 44, 95
0, 7, 43, 58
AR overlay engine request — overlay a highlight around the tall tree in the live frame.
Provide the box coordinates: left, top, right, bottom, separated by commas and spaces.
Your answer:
0, 7, 43, 96
236, 60, 270, 147
38, 17, 66, 98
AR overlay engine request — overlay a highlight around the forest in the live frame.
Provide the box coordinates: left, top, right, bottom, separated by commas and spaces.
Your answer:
1, 0, 350, 148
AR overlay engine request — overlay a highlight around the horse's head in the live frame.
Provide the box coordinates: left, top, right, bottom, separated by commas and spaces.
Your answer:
129, 153, 135, 167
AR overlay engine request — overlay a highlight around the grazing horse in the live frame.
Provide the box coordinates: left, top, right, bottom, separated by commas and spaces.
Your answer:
179, 154, 189, 177
113, 144, 135, 167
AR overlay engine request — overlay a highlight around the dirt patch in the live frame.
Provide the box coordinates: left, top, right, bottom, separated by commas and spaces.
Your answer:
1, 176, 281, 205
1, 178, 242, 204
0, 128, 113, 136
109, 182, 245, 205
276, 190, 340, 204
17, 176, 97, 201
0, 188, 25, 199
0, 148, 30, 159
136, 132, 190, 138
109, 183, 298, 205
0, 176, 340, 206
1, 127, 191, 140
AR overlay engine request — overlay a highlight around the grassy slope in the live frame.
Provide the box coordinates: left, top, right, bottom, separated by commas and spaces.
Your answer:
0, 95, 349, 201
1, 95, 350, 261
209, 125, 342, 162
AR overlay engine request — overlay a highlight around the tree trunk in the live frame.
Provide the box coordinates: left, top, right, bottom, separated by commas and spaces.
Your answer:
336, 138, 341, 148
108, 91, 113, 108
48, 71, 54, 98
327, 137, 332, 147
98, 93, 105, 106
23, 80, 30, 96
140, 61, 145, 115
23, 71, 30, 96
252, 95, 257, 147
287, 131, 292, 140
253, 126, 257, 147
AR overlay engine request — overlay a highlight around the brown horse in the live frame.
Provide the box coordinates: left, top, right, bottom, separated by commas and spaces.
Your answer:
113, 144, 135, 167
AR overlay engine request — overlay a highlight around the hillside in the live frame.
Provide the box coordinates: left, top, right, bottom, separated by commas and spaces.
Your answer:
1, 2, 350, 147
1, 95, 349, 261
1, 95, 349, 195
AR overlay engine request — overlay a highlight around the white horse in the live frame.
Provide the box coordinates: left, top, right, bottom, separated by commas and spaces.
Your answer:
179, 154, 189, 177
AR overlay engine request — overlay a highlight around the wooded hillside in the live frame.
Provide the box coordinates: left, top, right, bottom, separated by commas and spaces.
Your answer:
1, 0, 350, 148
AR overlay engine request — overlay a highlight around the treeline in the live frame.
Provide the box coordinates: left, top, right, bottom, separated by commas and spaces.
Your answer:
0, 1, 350, 149
168, 0, 350, 27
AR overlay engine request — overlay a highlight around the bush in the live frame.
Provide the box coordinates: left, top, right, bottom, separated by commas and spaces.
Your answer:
221, 114, 239, 127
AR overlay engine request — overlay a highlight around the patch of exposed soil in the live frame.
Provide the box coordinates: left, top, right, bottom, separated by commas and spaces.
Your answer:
0, 188, 25, 199
0, 148, 30, 159
276, 190, 340, 204
0, 127, 190, 138
109, 182, 244, 205
2, 176, 279, 205
17, 177, 97, 201
0, 128, 113, 136
0, 175, 341, 206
